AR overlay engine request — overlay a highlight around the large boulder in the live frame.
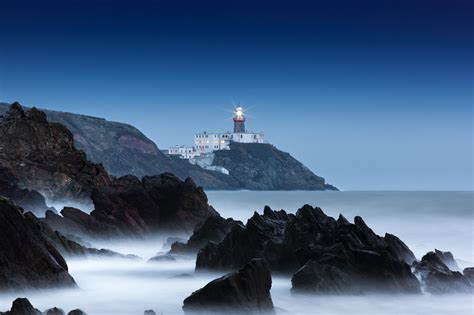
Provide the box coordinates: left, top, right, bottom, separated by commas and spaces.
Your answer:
0, 197, 76, 290
413, 251, 471, 294
183, 259, 274, 314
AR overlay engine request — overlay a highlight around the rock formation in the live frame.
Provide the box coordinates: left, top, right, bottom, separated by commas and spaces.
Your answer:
413, 251, 471, 294
183, 259, 274, 314
0, 103, 218, 236
0, 103, 110, 206
197, 205, 421, 294
0, 299, 85, 315
0, 197, 77, 290
170, 216, 243, 254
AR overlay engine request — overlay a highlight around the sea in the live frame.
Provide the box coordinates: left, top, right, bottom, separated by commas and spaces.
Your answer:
0, 191, 473, 315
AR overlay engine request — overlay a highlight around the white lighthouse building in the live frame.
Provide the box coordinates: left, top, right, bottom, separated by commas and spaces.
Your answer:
193, 106, 264, 154
167, 105, 264, 158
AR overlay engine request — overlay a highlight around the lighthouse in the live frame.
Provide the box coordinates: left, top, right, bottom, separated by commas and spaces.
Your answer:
233, 106, 246, 133
169, 103, 264, 159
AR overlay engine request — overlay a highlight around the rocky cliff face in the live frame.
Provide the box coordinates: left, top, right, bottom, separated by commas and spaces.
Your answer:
0, 102, 336, 190
213, 142, 336, 190
0, 103, 111, 205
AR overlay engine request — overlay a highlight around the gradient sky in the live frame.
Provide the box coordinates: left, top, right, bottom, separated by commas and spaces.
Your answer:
1, 0, 472, 190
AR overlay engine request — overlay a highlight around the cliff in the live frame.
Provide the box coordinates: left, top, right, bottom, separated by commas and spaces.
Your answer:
0, 102, 336, 190
212, 142, 336, 190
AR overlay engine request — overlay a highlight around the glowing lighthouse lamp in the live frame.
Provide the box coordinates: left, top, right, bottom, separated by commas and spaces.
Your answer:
233, 106, 246, 133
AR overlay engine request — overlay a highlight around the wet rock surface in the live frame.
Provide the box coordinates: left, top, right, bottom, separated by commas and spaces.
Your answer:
183, 258, 274, 314
413, 251, 471, 294
197, 205, 421, 294
0, 197, 77, 290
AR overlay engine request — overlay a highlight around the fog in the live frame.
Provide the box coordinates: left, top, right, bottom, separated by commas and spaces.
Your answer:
0, 191, 472, 314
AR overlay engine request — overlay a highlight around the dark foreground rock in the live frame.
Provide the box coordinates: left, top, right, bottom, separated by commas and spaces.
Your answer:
183, 259, 274, 314
170, 216, 243, 254
0, 197, 76, 290
197, 205, 421, 294
0, 298, 42, 315
0, 298, 85, 315
413, 251, 471, 294
43, 173, 218, 238
91, 173, 218, 235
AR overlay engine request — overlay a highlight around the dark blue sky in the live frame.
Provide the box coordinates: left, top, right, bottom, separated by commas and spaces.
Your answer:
1, 0, 472, 190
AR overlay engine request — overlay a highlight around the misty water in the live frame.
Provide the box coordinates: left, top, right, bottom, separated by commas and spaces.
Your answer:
1, 191, 473, 314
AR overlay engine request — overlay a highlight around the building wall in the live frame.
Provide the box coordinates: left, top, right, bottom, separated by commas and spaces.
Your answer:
194, 132, 264, 154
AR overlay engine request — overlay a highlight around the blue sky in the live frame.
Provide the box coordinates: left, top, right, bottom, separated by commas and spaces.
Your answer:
1, 0, 472, 190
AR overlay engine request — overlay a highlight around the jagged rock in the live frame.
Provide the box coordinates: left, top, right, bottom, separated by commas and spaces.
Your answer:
383, 233, 417, 264
0, 298, 42, 315
433, 249, 459, 271
196, 206, 292, 271
67, 310, 86, 315
0, 197, 76, 290
197, 205, 421, 294
413, 251, 471, 294
170, 216, 243, 254
463, 267, 474, 284
183, 259, 274, 314
0, 103, 110, 206
45, 307, 65, 315
144, 310, 156, 315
